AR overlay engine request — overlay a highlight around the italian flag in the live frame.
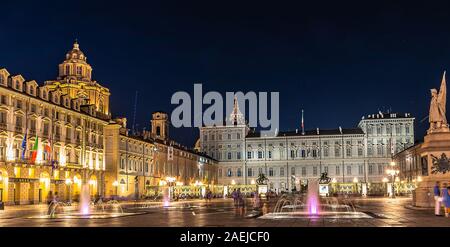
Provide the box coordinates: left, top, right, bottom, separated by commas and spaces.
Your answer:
31, 135, 39, 163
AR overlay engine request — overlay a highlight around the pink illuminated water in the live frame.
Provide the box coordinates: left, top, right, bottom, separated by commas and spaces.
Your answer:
162, 187, 170, 207
307, 179, 319, 215
80, 184, 91, 215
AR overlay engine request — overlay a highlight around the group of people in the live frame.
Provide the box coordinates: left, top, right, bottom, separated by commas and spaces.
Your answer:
434, 182, 450, 217
231, 188, 245, 207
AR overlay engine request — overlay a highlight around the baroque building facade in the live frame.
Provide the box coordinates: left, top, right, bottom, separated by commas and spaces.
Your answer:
199, 100, 415, 193
0, 41, 217, 204
0, 43, 108, 205
104, 112, 217, 199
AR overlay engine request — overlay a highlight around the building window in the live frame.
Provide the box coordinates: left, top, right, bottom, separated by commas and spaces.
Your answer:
301, 167, 306, 176
258, 151, 263, 159
247, 168, 253, 177
291, 167, 295, 175
313, 166, 317, 176
218, 169, 222, 178
227, 152, 232, 160
290, 150, 295, 159
269, 168, 274, 176
237, 168, 242, 177
368, 164, 374, 175
268, 151, 272, 159
378, 164, 384, 175
258, 167, 264, 175
280, 167, 284, 176
237, 133, 241, 139
358, 147, 363, 157
228, 134, 231, 140
405, 125, 410, 134
77, 66, 82, 75
358, 165, 363, 175
312, 149, 317, 158
324, 148, 329, 157
227, 168, 232, 177
376, 125, 381, 135
335, 147, 340, 157
347, 166, 351, 175
203, 135, 207, 141
120, 158, 125, 169
237, 152, 241, 160
395, 125, 401, 135
247, 151, 252, 159
301, 149, 306, 158
346, 147, 351, 157
377, 145, 383, 156
336, 166, 340, 175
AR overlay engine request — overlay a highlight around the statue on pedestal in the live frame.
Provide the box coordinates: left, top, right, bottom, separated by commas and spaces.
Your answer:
428, 71, 449, 133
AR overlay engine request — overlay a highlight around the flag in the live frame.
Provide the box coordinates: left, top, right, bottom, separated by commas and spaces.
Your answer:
30, 135, 39, 163
45, 135, 52, 164
21, 133, 27, 160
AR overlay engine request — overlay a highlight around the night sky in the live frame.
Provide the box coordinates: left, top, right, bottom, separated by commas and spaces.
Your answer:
1, 1, 450, 146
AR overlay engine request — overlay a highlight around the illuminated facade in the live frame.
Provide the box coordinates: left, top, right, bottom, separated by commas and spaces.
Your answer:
0, 43, 108, 204
200, 99, 415, 193
104, 114, 218, 199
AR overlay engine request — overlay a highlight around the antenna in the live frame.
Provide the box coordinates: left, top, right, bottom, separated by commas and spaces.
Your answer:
132, 91, 138, 135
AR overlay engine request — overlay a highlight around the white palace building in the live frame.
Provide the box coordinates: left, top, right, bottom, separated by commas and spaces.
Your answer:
199, 99, 415, 193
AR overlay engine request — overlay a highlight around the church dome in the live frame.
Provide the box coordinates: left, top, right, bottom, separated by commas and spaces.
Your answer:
65, 40, 88, 63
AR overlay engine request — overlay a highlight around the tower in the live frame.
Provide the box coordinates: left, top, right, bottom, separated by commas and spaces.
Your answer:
229, 96, 245, 126
44, 40, 111, 116
151, 112, 169, 140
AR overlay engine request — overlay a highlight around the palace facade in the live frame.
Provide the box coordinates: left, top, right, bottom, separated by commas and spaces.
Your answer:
0, 41, 217, 204
199, 99, 415, 193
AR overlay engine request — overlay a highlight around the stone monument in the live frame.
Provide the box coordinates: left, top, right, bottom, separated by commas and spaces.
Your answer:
414, 71, 450, 207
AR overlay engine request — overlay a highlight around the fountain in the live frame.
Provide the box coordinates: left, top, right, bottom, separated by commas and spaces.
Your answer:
30, 181, 144, 219
259, 179, 371, 219
79, 183, 91, 215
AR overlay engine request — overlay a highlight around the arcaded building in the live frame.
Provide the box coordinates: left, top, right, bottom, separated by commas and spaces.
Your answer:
0, 42, 109, 204
0, 41, 219, 204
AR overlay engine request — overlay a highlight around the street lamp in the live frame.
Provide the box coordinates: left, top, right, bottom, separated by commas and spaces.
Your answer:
386, 161, 399, 198
65, 178, 72, 203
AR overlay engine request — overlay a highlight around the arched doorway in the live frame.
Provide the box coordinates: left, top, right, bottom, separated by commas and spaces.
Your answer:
0, 169, 8, 203
39, 172, 50, 203
88, 175, 97, 197
73, 174, 82, 201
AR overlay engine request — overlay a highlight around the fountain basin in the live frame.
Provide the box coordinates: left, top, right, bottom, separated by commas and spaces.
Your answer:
259, 211, 372, 219
29, 211, 147, 219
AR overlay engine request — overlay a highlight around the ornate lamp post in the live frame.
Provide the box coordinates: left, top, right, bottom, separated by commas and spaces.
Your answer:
386, 161, 399, 198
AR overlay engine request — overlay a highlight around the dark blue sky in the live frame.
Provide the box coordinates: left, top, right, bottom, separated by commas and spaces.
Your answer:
1, 1, 449, 146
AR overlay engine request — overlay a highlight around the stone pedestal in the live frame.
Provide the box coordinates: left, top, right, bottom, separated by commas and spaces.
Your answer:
414, 131, 450, 207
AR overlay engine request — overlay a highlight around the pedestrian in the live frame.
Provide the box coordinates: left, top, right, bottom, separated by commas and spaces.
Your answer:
442, 184, 450, 218
231, 189, 237, 206
46, 191, 54, 216
434, 181, 442, 216
253, 191, 261, 210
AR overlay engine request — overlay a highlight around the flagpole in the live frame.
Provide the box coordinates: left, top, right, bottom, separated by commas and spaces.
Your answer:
301, 109, 305, 135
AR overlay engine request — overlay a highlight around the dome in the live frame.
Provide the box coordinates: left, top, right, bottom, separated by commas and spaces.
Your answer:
65, 40, 87, 63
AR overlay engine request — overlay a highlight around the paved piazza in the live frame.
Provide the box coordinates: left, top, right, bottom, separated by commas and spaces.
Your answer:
0, 197, 449, 227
